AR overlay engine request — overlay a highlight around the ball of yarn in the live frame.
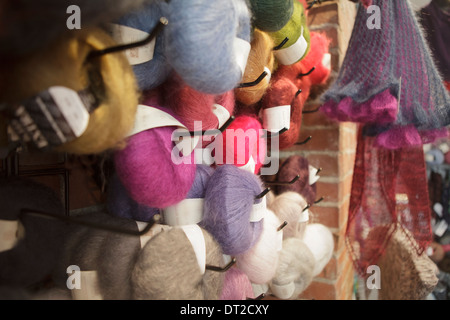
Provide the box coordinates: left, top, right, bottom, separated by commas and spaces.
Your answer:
131, 226, 225, 300
276, 155, 317, 205
1, 28, 139, 155
269, 237, 315, 300
248, 0, 294, 32
200, 165, 265, 256
217, 115, 267, 175
112, 0, 172, 90
164, 0, 251, 94
106, 174, 160, 222
0, 0, 150, 57
269, 1, 310, 65
235, 29, 275, 107
0, 177, 68, 289
302, 223, 334, 277
267, 191, 309, 239
114, 104, 196, 209
160, 73, 235, 133
235, 208, 282, 284
220, 267, 255, 300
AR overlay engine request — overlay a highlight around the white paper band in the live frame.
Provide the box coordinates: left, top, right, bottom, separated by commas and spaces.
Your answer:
250, 197, 267, 222
161, 199, 205, 226
48, 86, 90, 138
274, 26, 308, 65
309, 165, 320, 185
136, 221, 171, 249
234, 37, 251, 77
212, 104, 231, 129
298, 210, 310, 223
238, 156, 257, 174
262, 105, 291, 133
71, 270, 103, 300
181, 224, 206, 275
322, 53, 331, 71
264, 66, 272, 84
128, 105, 199, 156
0, 219, 22, 253
108, 24, 156, 65
270, 281, 295, 300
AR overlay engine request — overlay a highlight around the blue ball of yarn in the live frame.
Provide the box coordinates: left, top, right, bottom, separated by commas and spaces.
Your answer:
114, 0, 172, 90
164, 0, 252, 94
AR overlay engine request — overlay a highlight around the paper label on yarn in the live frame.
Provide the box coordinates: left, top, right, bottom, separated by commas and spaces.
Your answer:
434, 219, 448, 237
264, 66, 272, 84
161, 199, 205, 226
136, 222, 171, 249
71, 270, 103, 300
433, 203, 443, 218
107, 24, 155, 65
8, 86, 91, 149
250, 197, 267, 222
298, 210, 310, 223
262, 105, 291, 133
439, 143, 450, 154
322, 53, 331, 71
276, 228, 283, 252
270, 281, 295, 300
274, 26, 308, 65
309, 165, 320, 185
0, 219, 22, 253
212, 104, 231, 129
234, 37, 251, 77
127, 105, 199, 156
181, 224, 206, 275
238, 156, 256, 174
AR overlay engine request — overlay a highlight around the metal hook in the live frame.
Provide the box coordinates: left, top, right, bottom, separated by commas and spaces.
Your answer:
277, 221, 288, 232
273, 37, 289, 50
302, 204, 311, 212
316, 167, 323, 175
314, 196, 324, 204
20, 209, 160, 236
298, 67, 316, 78
302, 106, 321, 114
307, 0, 322, 10
265, 175, 300, 186
296, 136, 313, 146
87, 17, 168, 60
261, 127, 288, 139
295, 89, 303, 98
237, 71, 268, 88
205, 257, 236, 273
179, 116, 236, 137
247, 293, 266, 300
255, 187, 271, 200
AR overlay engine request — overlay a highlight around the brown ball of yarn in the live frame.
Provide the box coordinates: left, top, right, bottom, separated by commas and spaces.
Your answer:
235, 29, 275, 107
131, 226, 225, 300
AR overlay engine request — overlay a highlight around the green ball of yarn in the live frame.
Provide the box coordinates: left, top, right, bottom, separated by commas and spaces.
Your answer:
270, 1, 310, 65
249, 0, 294, 32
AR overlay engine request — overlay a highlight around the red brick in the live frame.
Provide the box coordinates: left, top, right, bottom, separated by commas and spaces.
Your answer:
316, 181, 339, 203
301, 108, 340, 128
317, 257, 337, 281
296, 127, 340, 152
305, 153, 339, 178
310, 205, 339, 229
307, 2, 339, 26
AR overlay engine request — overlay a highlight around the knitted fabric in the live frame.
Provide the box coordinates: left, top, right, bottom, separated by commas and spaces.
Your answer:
321, 0, 450, 149
347, 127, 433, 276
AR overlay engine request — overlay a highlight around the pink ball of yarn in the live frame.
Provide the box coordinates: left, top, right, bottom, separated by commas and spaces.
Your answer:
216, 115, 267, 175
220, 267, 255, 300
236, 208, 282, 284
114, 104, 197, 209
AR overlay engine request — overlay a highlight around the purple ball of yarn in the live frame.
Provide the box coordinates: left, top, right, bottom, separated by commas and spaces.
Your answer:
200, 165, 264, 256
106, 174, 159, 222
186, 165, 215, 199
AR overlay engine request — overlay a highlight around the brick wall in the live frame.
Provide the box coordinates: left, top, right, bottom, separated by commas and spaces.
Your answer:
284, 0, 358, 300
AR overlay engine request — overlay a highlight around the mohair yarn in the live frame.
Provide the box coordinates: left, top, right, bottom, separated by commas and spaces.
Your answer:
112, 0, 172, 90
235, 208, 282, 284
269, 237, 315, 300
200, 165, 264, 256
220, 267, 255, 300
248, 0, 294, 32
302, 223, 334, 277
131, 226, 225, 300
164, 0, 251, 94
114, 104, 196, 209
235, 29, 275, 107
0, 28, 139, 155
